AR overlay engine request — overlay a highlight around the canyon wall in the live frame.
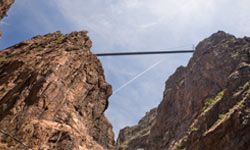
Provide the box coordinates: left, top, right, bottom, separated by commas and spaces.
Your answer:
117, 31, 250, 150
1, 2, 249, 149
0, 31, 115, 149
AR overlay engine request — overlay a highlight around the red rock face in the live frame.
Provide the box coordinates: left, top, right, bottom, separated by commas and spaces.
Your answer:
116, 31, 250, 150
0, 31, 115, 149
0, 0, 14, 36
0, 0, 14, 20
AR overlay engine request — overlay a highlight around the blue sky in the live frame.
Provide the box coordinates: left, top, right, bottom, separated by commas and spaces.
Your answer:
1, 0, 250, 138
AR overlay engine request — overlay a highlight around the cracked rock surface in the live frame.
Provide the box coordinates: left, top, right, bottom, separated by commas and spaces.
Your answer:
0, 31, 114, 150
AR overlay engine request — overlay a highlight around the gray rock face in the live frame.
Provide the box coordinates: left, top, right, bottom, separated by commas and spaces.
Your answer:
116, 31, 250, 150
0, 31, 115, 150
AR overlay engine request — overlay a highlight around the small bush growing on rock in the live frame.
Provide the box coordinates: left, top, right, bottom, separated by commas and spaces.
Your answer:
176, 142, 186, 150
202, 91, 224, 112
218, 113, 226, 120
53, 37, 65, 45
191, 127, 198, 132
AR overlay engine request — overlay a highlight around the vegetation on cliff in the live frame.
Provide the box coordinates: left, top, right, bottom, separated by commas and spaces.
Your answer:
116, 31, 250, 150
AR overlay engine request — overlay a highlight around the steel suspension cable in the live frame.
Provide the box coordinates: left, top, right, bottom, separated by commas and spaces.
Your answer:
95, 50, 194, 56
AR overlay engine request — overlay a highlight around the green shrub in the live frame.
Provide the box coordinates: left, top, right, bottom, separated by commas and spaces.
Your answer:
52, 37, 64, 44
202, 91, 224, 112
218, 113, 226, 120
191, 127, 198, 132
176, 142, 186, 150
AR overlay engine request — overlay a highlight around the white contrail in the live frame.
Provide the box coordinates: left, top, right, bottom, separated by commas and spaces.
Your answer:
113, 59, 164, 95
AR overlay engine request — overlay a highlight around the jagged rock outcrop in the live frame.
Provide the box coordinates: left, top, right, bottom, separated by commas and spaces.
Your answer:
0, 31, 115, 149
0, 0, 14, 36
116, 31, 250, 150
116, 108, 157, 150
0, 0, 14, 20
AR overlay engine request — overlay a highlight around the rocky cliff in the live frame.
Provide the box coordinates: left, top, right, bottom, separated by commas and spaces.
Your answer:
0, 0, 14, 20
116, 31, 250, 150
0, 0, 14, 36
0, 31, 115, 149
116, 108, 157, 150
